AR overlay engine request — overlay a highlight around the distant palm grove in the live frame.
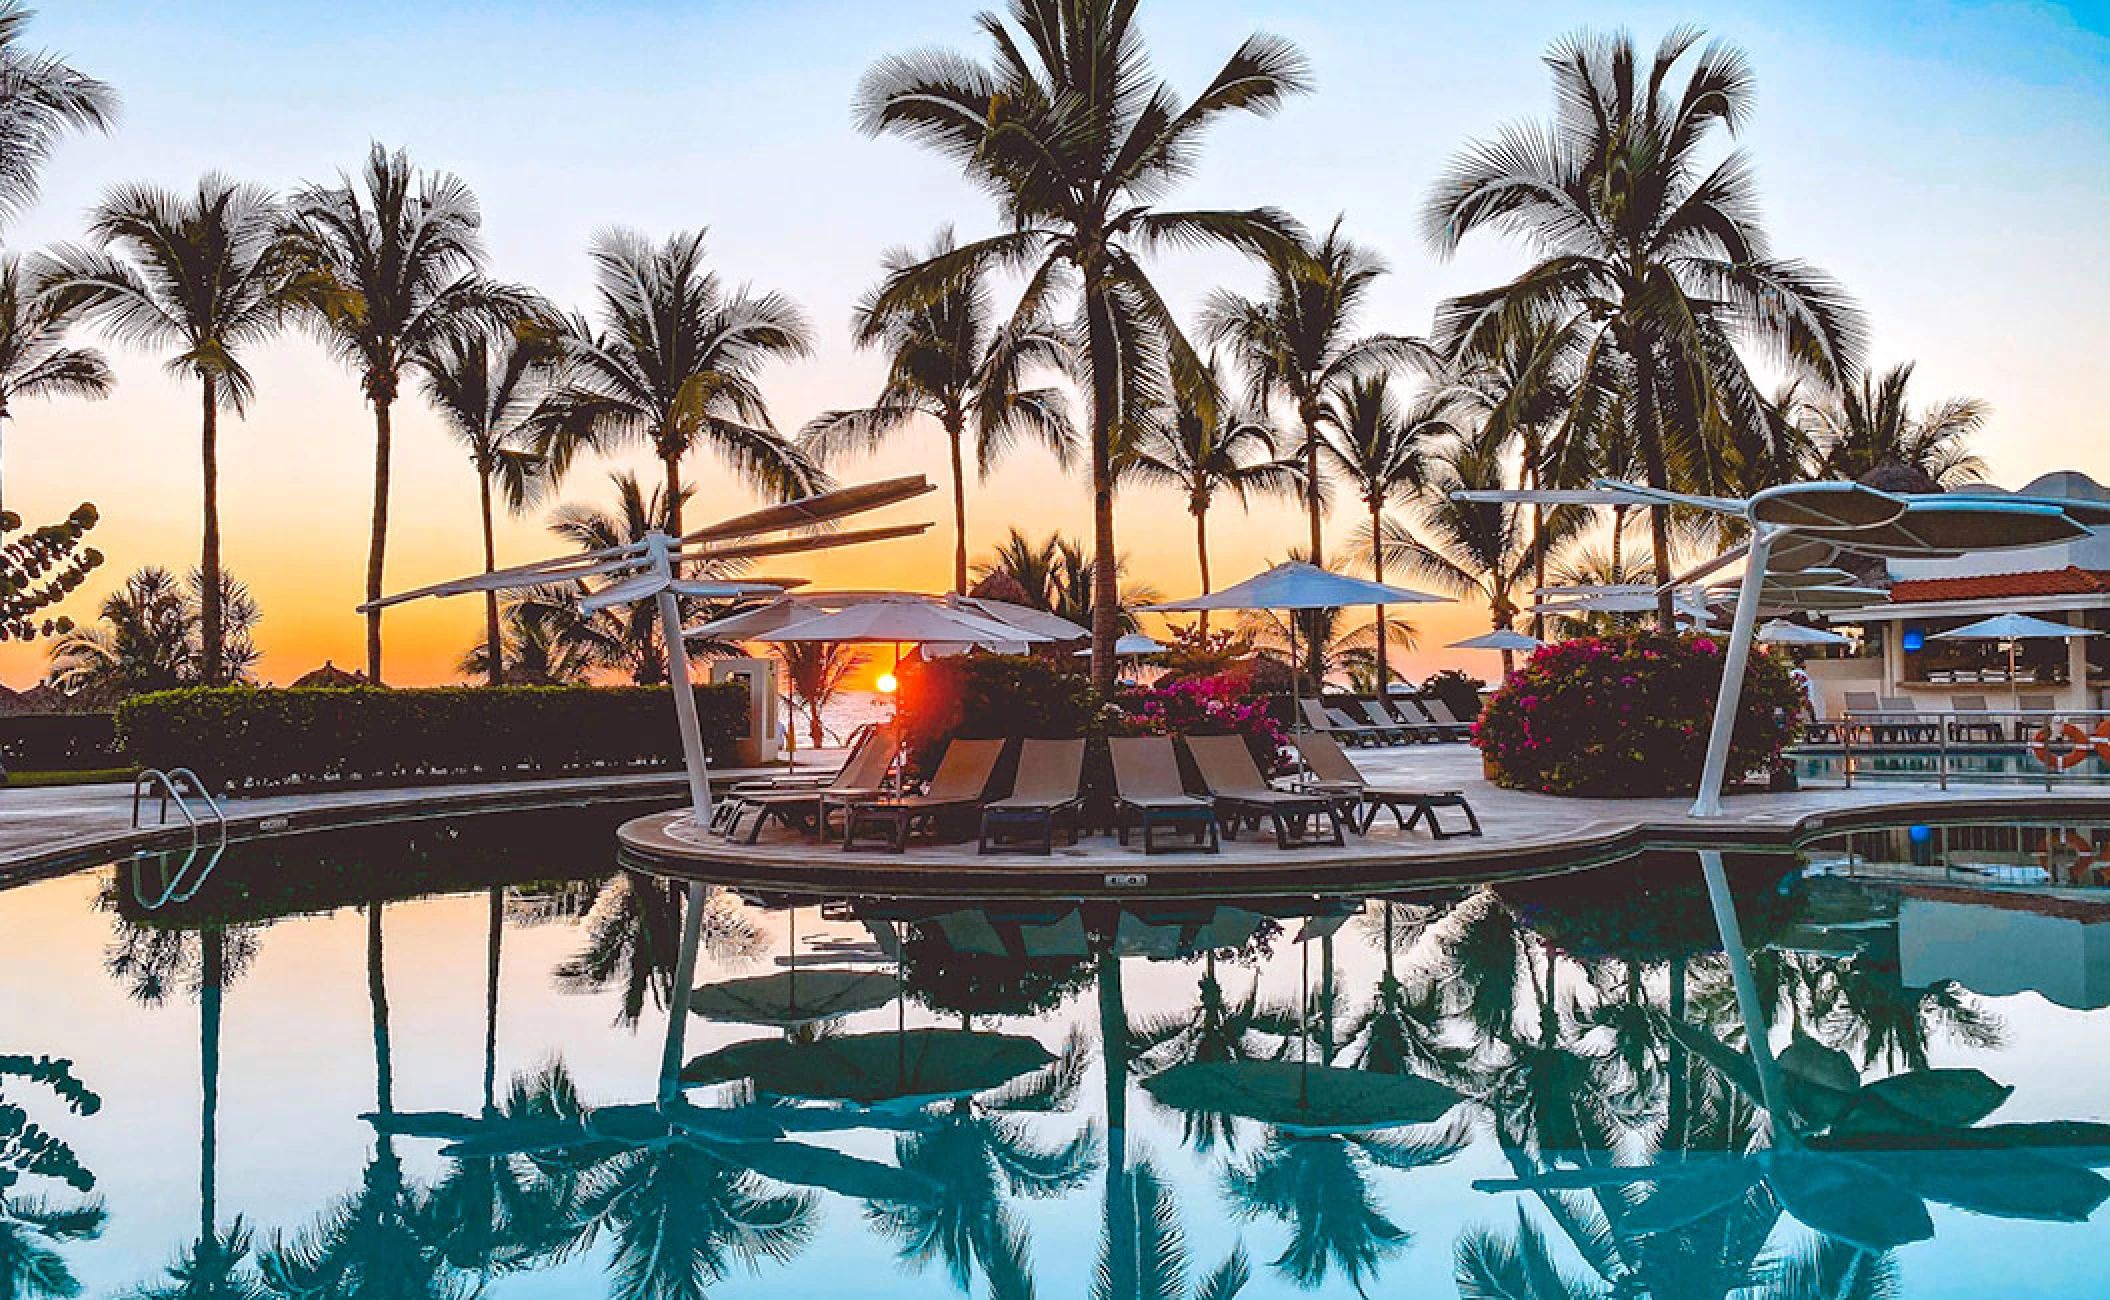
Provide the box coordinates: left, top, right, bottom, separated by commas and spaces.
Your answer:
0, 1, 1994, 699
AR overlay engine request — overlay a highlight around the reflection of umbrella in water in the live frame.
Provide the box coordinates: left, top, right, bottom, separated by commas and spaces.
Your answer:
689, 969, 900, 1028
1143, 1060, 1459, 1136
684, 1028, 1056, 1106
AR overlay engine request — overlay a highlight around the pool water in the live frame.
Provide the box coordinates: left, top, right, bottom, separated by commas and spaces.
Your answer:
5, 810, 2109, 1298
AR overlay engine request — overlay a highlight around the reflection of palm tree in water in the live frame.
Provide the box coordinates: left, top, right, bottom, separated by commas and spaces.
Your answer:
1131, 950, 1301, 1153
105, 918, 266, 1296
259, 903, 462, 1298
1, 1052, 106, 1300
557, 873, 763, 1028
866, 1029, 1097, 1296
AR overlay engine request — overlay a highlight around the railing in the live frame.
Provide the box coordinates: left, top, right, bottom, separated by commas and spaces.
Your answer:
128, 767, 230, 909
1791, 709, 2110, 791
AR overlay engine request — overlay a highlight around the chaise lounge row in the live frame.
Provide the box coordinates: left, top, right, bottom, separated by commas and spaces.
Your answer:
1298, 696, 1474, 746
714, 727, 1481, 855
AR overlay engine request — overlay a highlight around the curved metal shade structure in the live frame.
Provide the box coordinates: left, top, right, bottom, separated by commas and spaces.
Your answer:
1747, 481, 1908, 531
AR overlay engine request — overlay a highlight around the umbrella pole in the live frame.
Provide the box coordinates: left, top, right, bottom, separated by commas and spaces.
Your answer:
651, 533, 714, 830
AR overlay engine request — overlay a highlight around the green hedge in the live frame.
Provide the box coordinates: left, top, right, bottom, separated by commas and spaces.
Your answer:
115, 685, 748, 792
0, 713, 120, 771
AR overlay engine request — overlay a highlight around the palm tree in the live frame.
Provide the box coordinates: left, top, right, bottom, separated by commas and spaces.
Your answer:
416, 319, 557, 686
0, 256, 112, 516
1123, 359, 1297, 629
0, 1, 115, 229
1813, 361, 1986, 489
284, 143, 520, 684
535, 471, 699, 684
40, 175, 291, 684
456, 597, 595, 686
972, 528, 1062, 612
805, 227, 1074, 593
1424, 27, 1864, 628
1318, 373, 1452, 690
1369, 437, 1581, 678
777, 641, 863, 748
534, 228, 819, 538
1202, 217, 1426, 572
49, 565, 261, 700
1445, 305, 1588, 638
856, 0, 1311, 696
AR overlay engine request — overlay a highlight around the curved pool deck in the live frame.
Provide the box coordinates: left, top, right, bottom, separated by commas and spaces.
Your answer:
619, 744, 2110, 899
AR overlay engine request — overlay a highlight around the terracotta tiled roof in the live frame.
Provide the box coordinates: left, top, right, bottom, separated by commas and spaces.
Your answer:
1888, 566, 2110, 604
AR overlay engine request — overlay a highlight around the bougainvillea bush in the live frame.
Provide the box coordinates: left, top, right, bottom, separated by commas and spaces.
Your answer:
1111, 674, 1290, 774
1472, 631, 1804, 797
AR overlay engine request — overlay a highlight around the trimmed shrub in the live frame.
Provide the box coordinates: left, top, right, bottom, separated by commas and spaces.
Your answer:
894, 654, 1094, 777
0, 713, 120, 771
115, 684, 748, 792
1472, 631, 1804, 797
1420, 668, 1487, 722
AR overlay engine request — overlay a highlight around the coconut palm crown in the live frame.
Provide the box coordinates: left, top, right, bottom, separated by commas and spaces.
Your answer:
0, 254, 112, 516
534, 227, 822, 538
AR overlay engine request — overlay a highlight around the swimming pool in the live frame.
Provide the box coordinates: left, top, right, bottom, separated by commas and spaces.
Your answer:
5, 809, 2107, 1298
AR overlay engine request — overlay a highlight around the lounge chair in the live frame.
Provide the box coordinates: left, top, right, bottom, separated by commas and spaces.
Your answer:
977, 738, 1087, 855
1373, 696, 1444, 742
841, 738, 1008, 853
721, 728, 898, 844
1879, 696, 1938, 744
1108, 735, 1219, 854
1403, 696, 1473, 741
1299, 698, 1383, 747
1288, 732, 1481, 838
1352, 699, 1415, 745
1947, 694, 2003, 744
1184, 734, 1347, 849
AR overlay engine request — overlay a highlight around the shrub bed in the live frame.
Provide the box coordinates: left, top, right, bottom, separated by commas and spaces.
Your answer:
115, 684, 747, 792
1111, 674, 1290, 775
1472, 631, 1803, 798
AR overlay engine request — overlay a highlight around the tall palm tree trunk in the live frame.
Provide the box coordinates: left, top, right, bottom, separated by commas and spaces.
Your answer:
1622, 334, 1677, 631
366, 398, 393, 683
477, 469, 503, 688
200, 375, 224, 686
1084, 290, 1121, 698
661, 443, 684, 536
1370, 500, 1389, 691
945, 417, 969, 594
0, 403, 11, 521
1300, 402, 1324, 566
1193, 503, 1211, 634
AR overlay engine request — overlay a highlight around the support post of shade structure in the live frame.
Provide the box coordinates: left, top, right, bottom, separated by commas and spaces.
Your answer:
1691, 527, 1775, 818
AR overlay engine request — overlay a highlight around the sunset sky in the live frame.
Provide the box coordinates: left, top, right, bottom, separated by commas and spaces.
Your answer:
2, 0, 2105, 688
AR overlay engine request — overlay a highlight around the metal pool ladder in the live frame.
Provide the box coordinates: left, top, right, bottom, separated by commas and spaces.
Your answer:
129, 767, 229, 909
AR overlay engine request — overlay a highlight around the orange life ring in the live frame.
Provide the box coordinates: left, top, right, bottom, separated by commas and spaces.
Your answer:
2030, 723, 2093, 771
2038, 830, 2098, 885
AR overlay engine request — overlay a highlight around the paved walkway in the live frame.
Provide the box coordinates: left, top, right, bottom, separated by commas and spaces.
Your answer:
0, 755, 838, 883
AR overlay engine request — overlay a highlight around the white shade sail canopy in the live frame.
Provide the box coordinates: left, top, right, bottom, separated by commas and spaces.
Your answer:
1930, 613, 2101, 642
1756, 619, 1852, 646
1148, 561, 1447, 613
690, 591, 1084, 648
1447, 628, 1545, 652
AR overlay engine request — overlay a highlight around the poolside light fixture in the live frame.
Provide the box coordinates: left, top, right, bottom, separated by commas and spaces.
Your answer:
359, 475, 936, 830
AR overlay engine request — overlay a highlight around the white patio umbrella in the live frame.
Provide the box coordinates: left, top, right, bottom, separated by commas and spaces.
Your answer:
757, 597, 1056, 647
1072, 633, 1166, 657
1756, 619, 1852, 647
1147, 561, 1448, 729
1446, 628, 1544, 652
1931, 613, 2098, 708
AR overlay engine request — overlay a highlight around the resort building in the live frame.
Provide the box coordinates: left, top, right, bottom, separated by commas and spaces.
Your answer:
1803, 471, 2110, 714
